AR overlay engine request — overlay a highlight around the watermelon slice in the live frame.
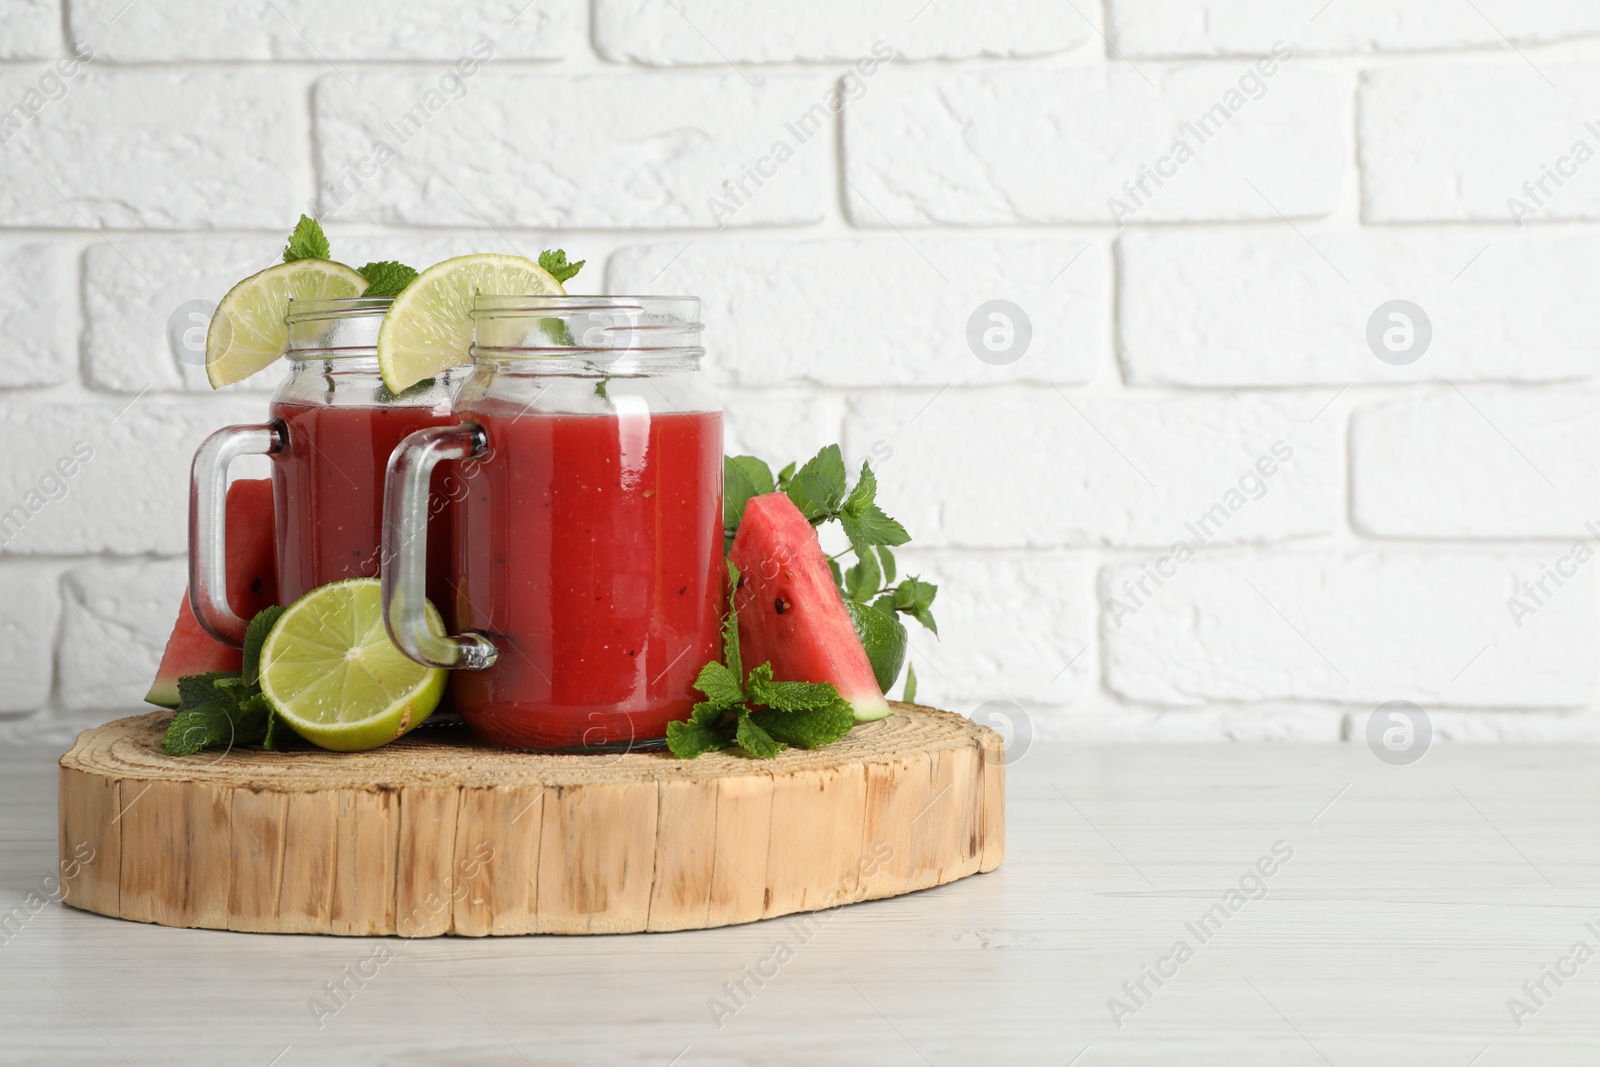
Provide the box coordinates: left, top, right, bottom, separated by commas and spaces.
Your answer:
145, 478, 278, 707
729, 493, 892, 722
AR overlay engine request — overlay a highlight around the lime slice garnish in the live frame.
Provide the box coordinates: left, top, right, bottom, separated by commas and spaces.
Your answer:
205, 259, 367, 388
375, 253, 565, 392
258, 578, 446, 752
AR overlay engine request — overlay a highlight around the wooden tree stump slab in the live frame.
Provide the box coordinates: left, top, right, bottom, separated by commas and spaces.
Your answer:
58, 704, 1004, 936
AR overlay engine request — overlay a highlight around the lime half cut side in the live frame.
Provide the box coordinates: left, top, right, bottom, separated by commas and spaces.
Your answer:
375, 253, 565, 393
258, 578, 447, 752
205, 259, 367, 388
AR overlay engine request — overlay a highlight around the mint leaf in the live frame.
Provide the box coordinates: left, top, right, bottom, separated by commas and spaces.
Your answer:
690, 701, 727, 728
746, 671, 840, 713
902, 663, 918, 704
775, 461, 797, 491
231, 691, 274, 746
786, 445, 848, 521
892, 577, 938, 635
877, 545, 897, 585
751, 701, 854, 749
262, 705, 291, 750
724, 455, 775, 536
176, 671, 241, 712
538, 249, 585, 284
282, 215, 330, 262
735, 713, 783, 759
242, 605, 285, 687
843, 548, 881, 603
723, 561, 743, 680
693, 661, 745, 708
357, 260, 418, 298
842, 462, 877, 516
163, 701, 234, 756
667, 719, 726, 759
839, 504, 910, 556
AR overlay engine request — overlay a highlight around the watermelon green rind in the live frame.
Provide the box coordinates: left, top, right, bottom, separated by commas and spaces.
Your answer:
729, 493, 892, 723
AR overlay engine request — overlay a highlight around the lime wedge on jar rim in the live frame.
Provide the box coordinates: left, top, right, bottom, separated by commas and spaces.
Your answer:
375, 253, 565, 393
205, 259, 367, 388
258, 578, 447, 752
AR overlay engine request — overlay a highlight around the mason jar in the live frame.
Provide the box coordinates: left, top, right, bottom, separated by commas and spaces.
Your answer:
382, 296, 723, 751
189, 297, 467, 645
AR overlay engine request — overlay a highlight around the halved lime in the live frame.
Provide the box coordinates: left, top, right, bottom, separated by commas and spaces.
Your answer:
258, 578, 446, 752
205, 259, 367, 388
376, 253, 565, 392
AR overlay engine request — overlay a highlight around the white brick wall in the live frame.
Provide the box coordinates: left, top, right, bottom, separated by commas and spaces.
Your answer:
2, 1, 1597, 745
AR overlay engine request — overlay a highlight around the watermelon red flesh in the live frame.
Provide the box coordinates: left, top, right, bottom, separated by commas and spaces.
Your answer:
145, 478, 278, 707
729, 493, 891, 722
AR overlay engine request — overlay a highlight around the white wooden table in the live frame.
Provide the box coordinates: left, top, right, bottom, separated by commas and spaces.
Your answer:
3, 740, 1597, 1065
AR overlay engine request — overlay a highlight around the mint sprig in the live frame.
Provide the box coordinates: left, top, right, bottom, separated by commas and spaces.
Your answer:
666, 562, 856, 760
356, 260, 418, 298
538, 249, 585, 284
282, 215, 330, 263
161, 605, 290, 756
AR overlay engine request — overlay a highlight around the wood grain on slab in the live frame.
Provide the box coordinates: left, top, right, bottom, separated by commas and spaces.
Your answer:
56, 704, 1002, 936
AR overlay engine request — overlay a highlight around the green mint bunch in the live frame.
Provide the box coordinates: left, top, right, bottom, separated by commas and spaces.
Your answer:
723, 445, 938, 698
161, 606, 291, 756
667, 563, 857, 760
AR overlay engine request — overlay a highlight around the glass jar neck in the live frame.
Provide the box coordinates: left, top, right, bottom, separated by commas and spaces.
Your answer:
276, 357, 466, 409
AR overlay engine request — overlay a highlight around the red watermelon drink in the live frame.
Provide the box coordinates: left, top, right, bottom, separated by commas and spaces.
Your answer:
382, 296, 722, 751
191, 298, 465, 645
271, 399, 457, 603
451, 406, 723, 749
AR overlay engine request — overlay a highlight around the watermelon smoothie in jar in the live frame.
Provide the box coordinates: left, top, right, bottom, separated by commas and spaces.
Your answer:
382, 296, 723, 751
189, 297, 466, 645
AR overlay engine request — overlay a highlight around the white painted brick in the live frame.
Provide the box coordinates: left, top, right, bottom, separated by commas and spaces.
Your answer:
1109, 1, 1600, 57
59, 559, 184, 711
842, 391, 1338, 548
1103, 551, 1596, 708
721, 393, 843, 467
0, 398, 265, 555
85, 237, 280, 393
843, 64, 1342, 226
895, 551, 1092, 708
0, 240, 73, 388
0, 69, 306, 229
0, 564, 61, 713
1352, 388, 1600, 538
0, 0, 56, 59
608, 239, 1107, 388
1361, 65, 1600, 223
594, 1, 1081, 63
313, 73, 827, 229
1119, 230, 1600, 386
69, 0, 563, 61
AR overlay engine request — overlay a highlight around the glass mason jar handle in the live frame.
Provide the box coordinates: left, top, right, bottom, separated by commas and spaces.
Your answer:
382, 423, 498, 670
189, 422, 285, 647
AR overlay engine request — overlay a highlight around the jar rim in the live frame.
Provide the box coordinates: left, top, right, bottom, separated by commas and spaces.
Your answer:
471, 294, 703, 358
284, 296, 392, 326
472, 294, 700, 318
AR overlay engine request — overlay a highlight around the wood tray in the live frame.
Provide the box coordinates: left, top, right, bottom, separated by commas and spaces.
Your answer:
57, 705, 1004, 936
